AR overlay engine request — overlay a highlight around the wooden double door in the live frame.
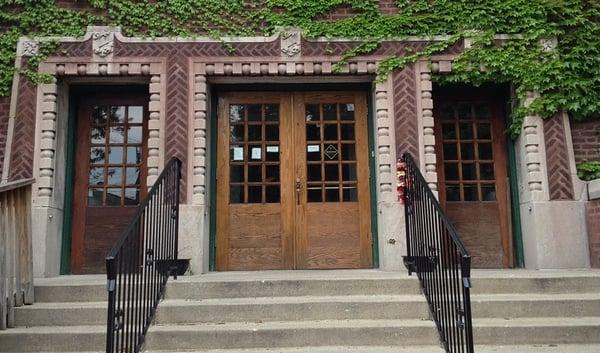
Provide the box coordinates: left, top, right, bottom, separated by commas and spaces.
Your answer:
216, 92, 372, 270
71, 92, 148, 273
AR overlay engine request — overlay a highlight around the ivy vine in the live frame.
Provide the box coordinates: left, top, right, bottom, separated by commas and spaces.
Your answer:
1, 0, 600, 135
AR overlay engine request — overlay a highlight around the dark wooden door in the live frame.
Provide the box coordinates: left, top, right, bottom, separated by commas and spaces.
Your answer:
71, 94, 148, 274
216, 91, 372, 271
435, 94, 512, 268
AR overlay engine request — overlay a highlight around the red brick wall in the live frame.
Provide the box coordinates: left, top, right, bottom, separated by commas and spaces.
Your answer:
0, 95, 9, 178
587, 200, 600, 268
571, 118, 600, 164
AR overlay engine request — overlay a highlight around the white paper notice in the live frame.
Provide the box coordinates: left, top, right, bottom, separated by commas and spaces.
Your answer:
266, 146, 279, 153
233, 147, 244, 161
251, 147, 262, 160
307, 145, 320, 152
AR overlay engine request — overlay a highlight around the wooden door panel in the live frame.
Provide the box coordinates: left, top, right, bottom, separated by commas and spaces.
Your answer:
435, 94, 512, 268
216, 93, 293, 271
294, 92, 372, 270
71, 93, 148, 274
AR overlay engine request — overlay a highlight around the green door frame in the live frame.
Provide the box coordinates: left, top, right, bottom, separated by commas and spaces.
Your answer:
208, 83, 379, 270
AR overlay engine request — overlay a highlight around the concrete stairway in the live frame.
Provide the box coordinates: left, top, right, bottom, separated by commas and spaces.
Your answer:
143, 270, 443, 352
1, 269, 600, 353
471, 270, 600, 353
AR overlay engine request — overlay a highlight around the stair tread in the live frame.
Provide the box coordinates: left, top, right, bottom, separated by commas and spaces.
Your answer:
471, 269, 600, 279
170, 270, 412, 283
0, 325, 105, 334
150, 319, 436, 331
474, 344, 600, 352
144, 346, 445, 353
471, 293, 600, 301
13, 301, 108, 309
474, 316, 600, 326
160, 294, 426, 306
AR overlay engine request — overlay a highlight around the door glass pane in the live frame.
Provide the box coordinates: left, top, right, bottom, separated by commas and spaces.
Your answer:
91, 127, 106, 144
342, 163, 357, 181
307, 164, 321, 181
340, 104, 355, 120
306, 124, 320, 141
124, 188, 139, 205
307, 144, 321, 161
446, 185, 460, 201
482, 184, 496, 201
325, 186, 340, 202
463, 185, 478, 201
247, 125, 262, 141
107, 167, 123, 185
247, 105, 262, 121
323, 104, 337, 120
265, 125, 279, 141
247, 186, 262, 203
106, 188, 122, 206
462, 163, 476, 180
125, 167, 140, 185
108, 147, 124, 164
478, 143, 493, 160
265, 185, 280, 203
265, 104, 279, 121
459, 123, 473, 139
88, 188, 103, 206
480, 163, 495, 180
230, 105, 245, 123
307, 186, 322, 202
342, 144, 356, 161
442, 123, 456, 139
92, 106, 108, 125
230, 125, 244, 143
324, 164, 339, 181
89, 167, 104, 186
266, 145, 280, 161
340, 123, 355, 140
110, 106, 126, 123
444, 163, 459, 181
461, 143, 475, 160
443, 143, 458, 160
109, 126, 125, 144
126, 146, 142, 164
306, 104, 320, 122
230, 164, 244, 182
343, 187, 358, 201
127, 126, 142, 144
477, 123, 491, 139
230, 185, 243, 203
128, 106, 143, 123
265, 165, 280, 182
90, 147, 105, 165
248, 165, 261, 182
323, 124, 338, 140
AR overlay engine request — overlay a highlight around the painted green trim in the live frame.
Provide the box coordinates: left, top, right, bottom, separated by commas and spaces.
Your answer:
209, 91, 218, 271
366, 88, 380, 268
60, 89, 76, 274
506, 106, 525, 268
208, 83, 378, 270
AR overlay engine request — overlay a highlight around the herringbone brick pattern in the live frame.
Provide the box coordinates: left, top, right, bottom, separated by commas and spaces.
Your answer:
57, 39, 92, 57
0, 96, 9, 177
9, 73, 36, 181
301, 40, 426, 57
114, 40, 280, 58
544, 114, 574, 200
392, 66, 419, 161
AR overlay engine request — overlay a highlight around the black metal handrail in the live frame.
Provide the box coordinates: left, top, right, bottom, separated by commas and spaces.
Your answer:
105, 157, 185, 353
401, 153, 474, 353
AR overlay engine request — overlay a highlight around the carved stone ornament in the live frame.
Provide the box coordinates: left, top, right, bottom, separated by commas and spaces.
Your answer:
92, 31, 114, 59
21, 41, 39, 57
280, 30, 302, 58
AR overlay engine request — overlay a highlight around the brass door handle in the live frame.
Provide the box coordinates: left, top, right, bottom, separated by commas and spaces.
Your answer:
295, 178, 301, 205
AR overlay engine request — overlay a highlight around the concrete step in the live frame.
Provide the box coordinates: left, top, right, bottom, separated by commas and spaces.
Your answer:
473, 317, 600, 345
33, 275, 106, 303
144, 319, 440, 350
0, 325, 105, 352
474, 344, 600, 353
471, 270, 600, 294
471, 293, 600, 318
144, 347, 446, 353
14, 302, 107, 326
165, 272, 421, 299
154, 295, 429, 324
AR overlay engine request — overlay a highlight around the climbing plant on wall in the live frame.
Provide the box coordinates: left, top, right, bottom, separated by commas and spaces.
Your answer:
1, 0, 600, 135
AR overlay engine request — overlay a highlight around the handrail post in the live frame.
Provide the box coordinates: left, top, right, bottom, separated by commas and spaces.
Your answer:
461, 255, 474, 353
105, 257, 116, 353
